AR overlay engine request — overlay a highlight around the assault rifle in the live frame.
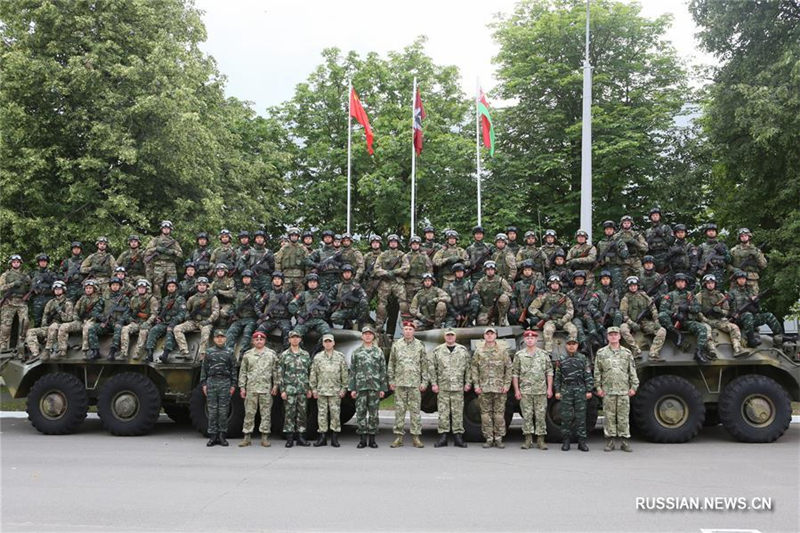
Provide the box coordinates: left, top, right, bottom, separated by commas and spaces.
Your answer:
228, 290, 257, 324
295, 292, 328, 325
534, 295, 568, 329
100, 298, 129, 329
315, 250, 343, 272
144, 237, 178, 264
698, 243, 726, 276
517, 281, 540, 324
731, 289, 772, 321
63, 259, 83, 285
593, 240, 618, 270
464, 247, 493, 277
155, 298, 176, 324
644, 274, 667, 298
330, 289, 364, 314
599, 290, 619, 327
257, 291, 291, 325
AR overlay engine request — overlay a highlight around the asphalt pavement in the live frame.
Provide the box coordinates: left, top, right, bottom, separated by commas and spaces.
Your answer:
1, 413, 798, 533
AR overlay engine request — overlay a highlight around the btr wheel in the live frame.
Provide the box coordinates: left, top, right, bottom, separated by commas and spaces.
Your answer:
189, 383, 245, 437
462, 391, 483, 442
633, 375, 704, 443
26, 373, 88, 435
163, 403, 191, 425
545, 396, 599, 442
718, 375, 791, 443
97, 372, 161, 436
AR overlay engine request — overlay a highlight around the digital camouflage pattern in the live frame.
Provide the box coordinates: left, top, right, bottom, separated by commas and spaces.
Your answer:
280, 347, 312, 432
429, 342, 471, 434
350, 344, 387, 435
388, 336, 428, 435
554, 350, 594, 440
513, 347, 553, 436
239, 345, 280, 435
470, 339, 512, 440
200, 344, 236, 435
310, 349, 348, 432
594, 345, 639, 438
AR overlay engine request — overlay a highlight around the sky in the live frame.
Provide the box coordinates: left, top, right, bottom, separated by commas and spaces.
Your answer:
194, 0, 711, 115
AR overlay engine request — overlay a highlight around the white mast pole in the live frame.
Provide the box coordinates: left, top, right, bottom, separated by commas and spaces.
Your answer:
580, 0, 593, 241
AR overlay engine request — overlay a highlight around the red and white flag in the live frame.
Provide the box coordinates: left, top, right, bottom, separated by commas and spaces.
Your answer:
413, 88, 426, 155
350, 88, 373, 155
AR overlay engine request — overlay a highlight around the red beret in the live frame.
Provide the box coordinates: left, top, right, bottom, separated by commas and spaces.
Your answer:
522, 330, 538, 338
402, 320, 416, 329
252, 331, 266, 339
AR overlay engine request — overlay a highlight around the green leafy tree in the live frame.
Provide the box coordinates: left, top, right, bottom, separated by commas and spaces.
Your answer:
489, 0, 691, 237
690, 0, 800, 316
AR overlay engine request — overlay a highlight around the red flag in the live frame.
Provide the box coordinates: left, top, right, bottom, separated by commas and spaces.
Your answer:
350, 88, 374, 155
413, 88, 426, 155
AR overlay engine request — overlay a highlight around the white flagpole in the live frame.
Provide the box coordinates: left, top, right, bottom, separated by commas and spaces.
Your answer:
580, 0, 593, 241
347, 80, 353, 235
476, 77, 482, 226
410, 76, 417, 238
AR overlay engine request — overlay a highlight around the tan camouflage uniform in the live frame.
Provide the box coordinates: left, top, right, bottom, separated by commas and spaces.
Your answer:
239, 345, 281, 435
388, 337, 428, 436
429, 342, 471, 434
120, 293, 158, 359
512, 347, 553, 436
594, 345, 639, 438
173, 292, 220, 360
310, 349, 349, 432
619, 291, 666, 360
470, 339, 512, 441
25, 295, 73, 360
0, 267, 30, 351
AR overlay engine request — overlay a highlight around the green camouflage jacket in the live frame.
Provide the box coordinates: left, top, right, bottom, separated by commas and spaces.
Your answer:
470, 340, 512, 393
594, 345, 639, 395
388, 337, 428, 388
429, 343, 471, 391
239, 346, 280, 393
310, 350, 349, 395
512, 348, 553, 394
554, 351, 593, 392
200, 346, 235, 387
349, 345, 388, 392
279, 348, 312, 394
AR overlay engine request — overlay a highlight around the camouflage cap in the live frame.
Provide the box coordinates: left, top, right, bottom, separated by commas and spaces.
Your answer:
566, 338, 579, 344
484, 326, 497, 335
322, 333, 334, 342
288, 330, 302, 338
213, 329, 227, 337
606, 326, 621, 334
361, 325, 376, 335
443, 328, 457, 336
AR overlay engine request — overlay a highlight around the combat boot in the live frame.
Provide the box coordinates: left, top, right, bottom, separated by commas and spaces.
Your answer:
434, 434, 448, 448
238, 433, 251, 447
330, 432, 340, 448
603, 438, 615, 452
536, 435, 548, 450
206, 433, 218, 447
494, 437, 505, 449
561, 439, 571, 451
482, 438, 494, 448
390, 435, 404, 448
694, 347, 709, 364
218, 433, 229, 447
772, 334, 783, 347
578, 440, 589, 452
747, 331, 761, 347
521, 435, 533, 449
285, 433, 294, 448
357, 435, 367, 449
453, 434, 467, 448
144, 348, 155, 363
107, 347, 118, 361
296, 432, 310, 447
648, 354, 664, 363
620, 439, 633, 452
368, 435, 378, 448
87, 349, 100, 361
261, 435, 271, 447
705, 345, 718, 361
411, 435, 425, 448
313, 431, 328, 447
39, 348, 50, 362
673, 330, 684, 348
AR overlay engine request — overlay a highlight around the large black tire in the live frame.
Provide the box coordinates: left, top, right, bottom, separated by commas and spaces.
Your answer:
462, 392, 483, 442
26, 372, 88, 435
633, 375, 705, 443
163, 403, 192, 425
718, 375, 792, 443
544, 396, 599, 443
97, 372, 162, 436
188, 383, 245, 437
340, 397, 356, 426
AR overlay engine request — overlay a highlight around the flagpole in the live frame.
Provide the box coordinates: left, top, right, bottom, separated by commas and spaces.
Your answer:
410, 76, 417, 238
580, 0, 593, 241
347, 80, 353, 235
475, 77, 482, 227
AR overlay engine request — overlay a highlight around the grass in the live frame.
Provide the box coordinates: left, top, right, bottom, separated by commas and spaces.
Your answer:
1, 385, 26, 411
379, 395, 395, 410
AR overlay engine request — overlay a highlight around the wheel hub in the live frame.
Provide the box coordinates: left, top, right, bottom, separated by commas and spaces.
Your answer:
741, 395, 775, 427
112, 392, 140, 420
654, 395, 688, 427
40, 391, 67, 420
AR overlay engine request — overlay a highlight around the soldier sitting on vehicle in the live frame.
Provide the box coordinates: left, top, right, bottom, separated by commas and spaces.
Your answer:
695, 274, 746, 357
728, 270, 783, 348
472, 261, 512, 326
25, 280, 73, 362
289, 273, 332, 339
619, 276, 666, 362
255, 271, 294, 347
658, 273, 714, 364
409, 273, 450, 330
528, 275, 578, 352
509, 260, 544, 327
145, 278, 186, 363
224, 270, 260, 355
328, 265, 369, 330
444, 263, 478, 328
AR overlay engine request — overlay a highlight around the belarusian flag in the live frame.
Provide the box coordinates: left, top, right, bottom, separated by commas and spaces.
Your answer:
413, 88, 426, 155
350, 88, 374, 155
478, 89, 495, 157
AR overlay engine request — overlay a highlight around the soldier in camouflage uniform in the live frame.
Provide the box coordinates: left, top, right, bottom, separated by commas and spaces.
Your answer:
374, 234, 410, 331
464, 226, 493, 284
471, 327, 512, 448
243, 230, 275, 292
116, 235, 146, 280
728, 228, 767, 293
665, 224, 698, 290
209, 229, 237, 274
173, 277, 219, 361
210, 263, 236, 326
695, 274, 745, 356
289, 274, 332, 338
595, 270, 623, 335
275, 227, 309, 294
225, 270, 260, 355
529, 276, 578, 351
539, 229, 564, 274
617, 215, 648, 280
594, 327, 639, 452
566, 230, 597, 287
58, 279, 103, 356
233, 230, 251, 286
280, 330, 312, 447
728, 270, 783, 348
27, 254, 56, 327
696, 223, 730, 286
328, 265, 368, 329
509, 260, 544, 327
444, 263, 478, 328
658, 273, 713, 364
88, 277, 130, 361
513, 330, 553, 450
189, 232, 212, 277
60, 242, 85, 302
516, 231, 547, 283
644, 207, 674, 273
120, 279, 158, 360
306, 230, 344, 292
420, 225, 442, 283
350, 325, 387, 448
404, 236, 434, 303
110, 266, 135, 299
238, 330, 280, 447
554, 338, 593, 451
429, 328, 471, 448
388, 321, 428, 448
595, 221, 629, 291
472, 261, 512, 326
80, 237, 117, 292
339, 234, 364, 282
491, 233, 517, 282
506, 226, 521, 256
409, 273, 450, 330
144, 221, 183, 297
255, 271, 294, 347
201, 330, 236, 447
568, 270, 601, 354
619, 276, 666, 362
179, 262, 198, 300
362, 235, 383, 302
433, 230, 468, 290
145, 278, 186, 363
310, 334, 349, 447
548, 250, 573, 289
639, 255, 669, 302
25, 281, 73, 362
301, 230, 315, 254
